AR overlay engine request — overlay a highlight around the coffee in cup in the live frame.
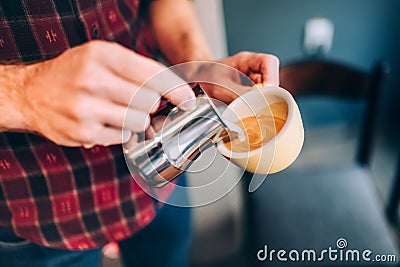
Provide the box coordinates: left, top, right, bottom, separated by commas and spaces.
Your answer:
217, 85, 304, 174
223, 102, 288, 153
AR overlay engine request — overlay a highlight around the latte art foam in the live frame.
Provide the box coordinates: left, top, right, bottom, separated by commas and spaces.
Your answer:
224, 102, 288, 153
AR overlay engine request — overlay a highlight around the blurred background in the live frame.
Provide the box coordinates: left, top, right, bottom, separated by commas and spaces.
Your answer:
104, 0, 400, 266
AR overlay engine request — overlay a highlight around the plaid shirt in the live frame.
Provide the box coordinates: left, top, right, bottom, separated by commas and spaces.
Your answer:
0, 0, 175, 250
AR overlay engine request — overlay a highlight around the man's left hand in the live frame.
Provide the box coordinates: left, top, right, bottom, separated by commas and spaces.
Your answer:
199, 52, 280, 104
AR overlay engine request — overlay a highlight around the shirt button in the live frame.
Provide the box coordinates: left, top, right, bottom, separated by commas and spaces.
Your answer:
91, 25, 100, 39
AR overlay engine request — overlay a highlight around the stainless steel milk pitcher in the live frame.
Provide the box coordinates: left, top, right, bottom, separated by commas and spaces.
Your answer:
124, 87, 229, 187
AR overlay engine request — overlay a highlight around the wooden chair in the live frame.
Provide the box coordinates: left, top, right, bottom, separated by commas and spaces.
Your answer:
387, 150, 400, 225
244, 57, 399, 266
280, 58, 387, 166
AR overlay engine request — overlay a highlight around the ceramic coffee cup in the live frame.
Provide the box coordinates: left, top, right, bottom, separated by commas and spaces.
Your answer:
217, 85, 304, 174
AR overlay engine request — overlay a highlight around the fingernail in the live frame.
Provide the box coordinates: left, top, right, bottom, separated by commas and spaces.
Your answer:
179, 95, 197, 111
252, 83, 263, 90
263, 82, 278, 87
122, 128, 132, 143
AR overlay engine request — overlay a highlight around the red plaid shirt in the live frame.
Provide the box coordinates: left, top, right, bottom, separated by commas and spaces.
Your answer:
0, 0, 174, 250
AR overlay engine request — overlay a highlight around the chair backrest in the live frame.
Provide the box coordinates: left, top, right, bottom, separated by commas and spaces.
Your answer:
387, 150, 400, 224
279, 57, 389, 166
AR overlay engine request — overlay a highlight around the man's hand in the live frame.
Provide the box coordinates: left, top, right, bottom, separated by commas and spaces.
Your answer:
211, 52, 279, 103
219, 52, 280, 86
191, 52, 280, 104
0, 40, 195, 147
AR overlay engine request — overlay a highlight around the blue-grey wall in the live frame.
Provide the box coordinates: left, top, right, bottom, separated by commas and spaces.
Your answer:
223, 0, 400, 119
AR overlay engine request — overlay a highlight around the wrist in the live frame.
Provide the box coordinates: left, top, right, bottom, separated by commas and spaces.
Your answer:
0, 63, 37, 132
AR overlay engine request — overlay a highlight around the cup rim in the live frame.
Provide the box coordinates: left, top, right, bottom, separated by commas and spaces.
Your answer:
217, 85, 295, 159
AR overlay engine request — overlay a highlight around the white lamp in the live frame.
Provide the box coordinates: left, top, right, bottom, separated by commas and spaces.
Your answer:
303, 17, 335, 55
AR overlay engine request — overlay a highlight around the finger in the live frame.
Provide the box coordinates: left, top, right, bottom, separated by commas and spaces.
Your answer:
101, 43, 166, 85
40, 109, 84, 146
130, 87, 161, 114
249, 73, 263, 84
45, 101, 128, 146
209, 85, 239, 104
89, 70, 139, 106
145, 68, 195, 110
99, 104, 150, 133
90, 67, 160, 112
151, 115, 168, 132
122, 128, 132, 143
236, 53, 279, 86
101, 43, 195, 108
163, 84, 196, 110
212, 89, 237, 104
124, 108, 151, 132
206, 80, 252, 104
74, 94, 150, 133
96, 126, 127, 146
145, 125, 156, 140
71, 95, 126, 129
258, 54, 279, 86
83, 144, 95, 149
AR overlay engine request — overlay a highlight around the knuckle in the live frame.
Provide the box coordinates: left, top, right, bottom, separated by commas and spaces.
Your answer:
265, 53, 279, 62
70, 104, 82, 119
107, 41, 122, 51
270, 55, 280, 65
112, 111, 125, 128
83, 40, 104, 54
77, 126, 95, 144
78, 123, 103, 145
78, 43, 103, 67
237, 51, 251, 58
71, 98, 91, 119
90, 40, 122, 57
75, 64, 97, 92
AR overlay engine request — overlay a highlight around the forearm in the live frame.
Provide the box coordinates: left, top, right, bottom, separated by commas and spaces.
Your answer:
149, 0, 214, 64
0, 64, 33, 132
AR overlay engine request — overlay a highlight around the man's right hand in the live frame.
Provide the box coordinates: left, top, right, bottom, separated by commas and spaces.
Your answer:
0, 40, 195, 147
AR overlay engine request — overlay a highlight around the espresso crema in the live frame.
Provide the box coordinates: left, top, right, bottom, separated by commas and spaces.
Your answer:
224, 102, 288, 153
